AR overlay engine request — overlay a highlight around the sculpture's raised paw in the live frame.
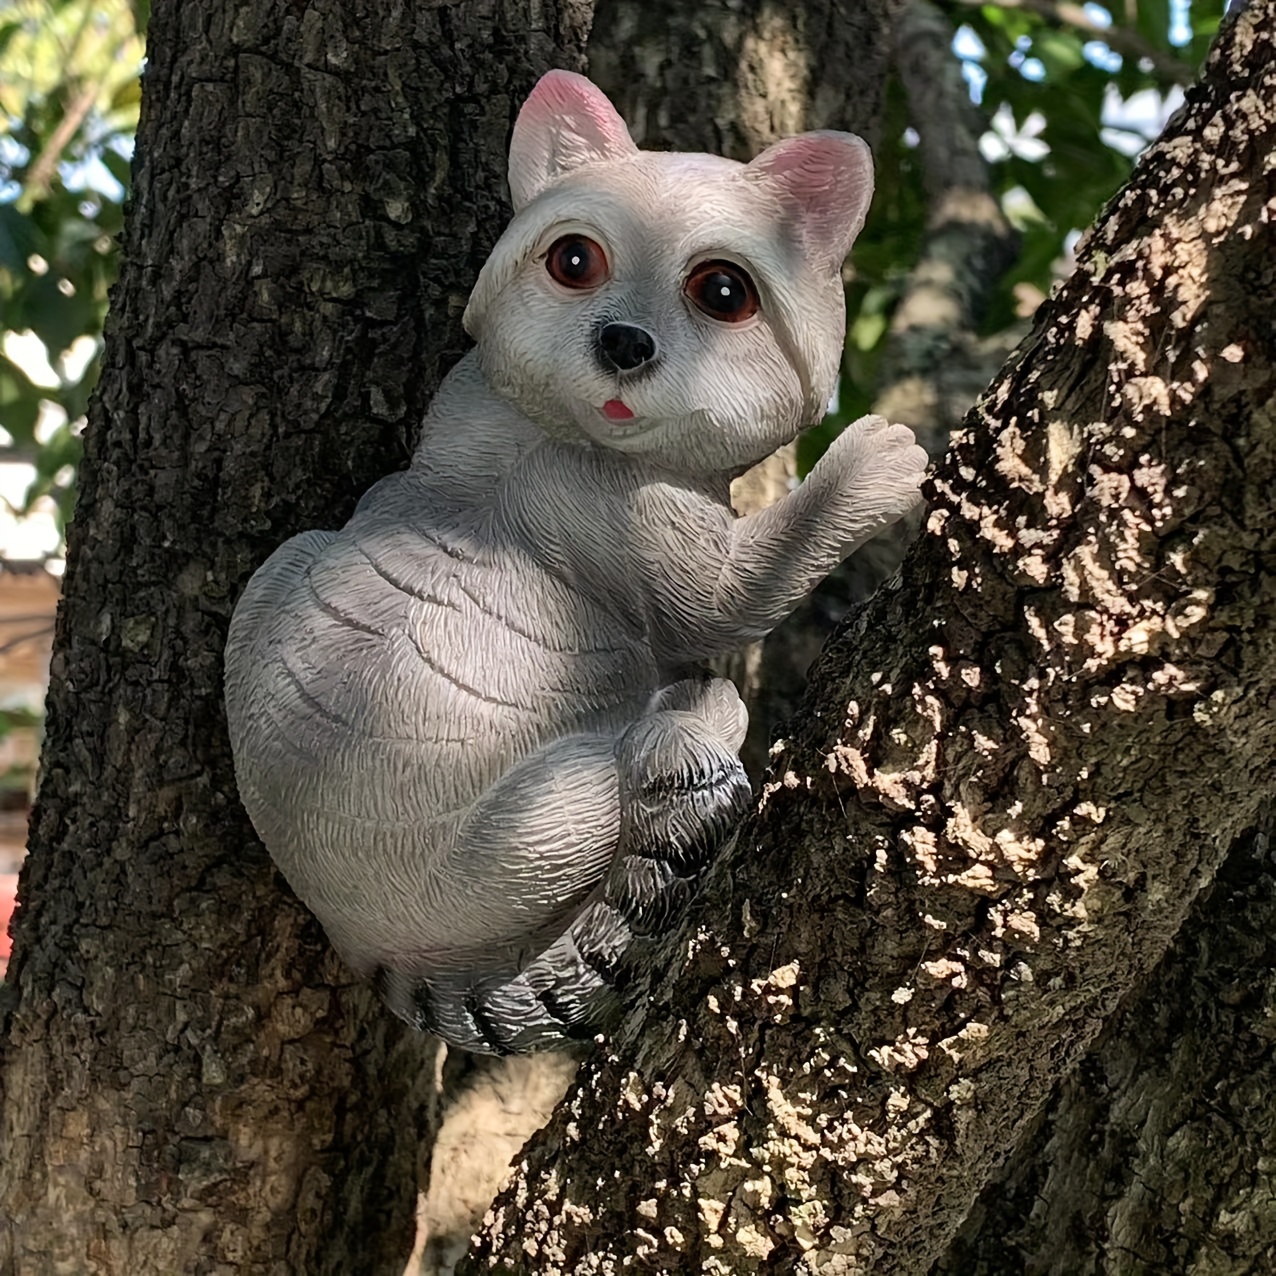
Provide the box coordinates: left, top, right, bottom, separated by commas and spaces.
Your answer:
809, 414, 930, 553
833, 413, 929, 485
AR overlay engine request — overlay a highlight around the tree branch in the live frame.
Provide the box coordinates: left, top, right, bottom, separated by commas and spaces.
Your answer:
463, 4, 1276, 1270
25, 84, 99, 202
879, 0, 1020, 455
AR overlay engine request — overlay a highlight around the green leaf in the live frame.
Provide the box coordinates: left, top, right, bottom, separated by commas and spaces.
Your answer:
102, 148, 134, 190
31, 422, 81, 479
849, 312, 888, 352
0, 365, 41, 445
0, 206, 42, 274
0, 20, 22, 60
1135, 0, 1173, 53
22, 273, 97, 357
1032, 29, 1087, 78
110, 77, 142, 111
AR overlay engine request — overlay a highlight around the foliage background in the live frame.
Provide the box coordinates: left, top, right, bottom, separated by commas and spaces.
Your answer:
0, 0, 142, 551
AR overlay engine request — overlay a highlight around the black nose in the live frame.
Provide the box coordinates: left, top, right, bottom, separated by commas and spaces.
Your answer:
596, 322, 658, 373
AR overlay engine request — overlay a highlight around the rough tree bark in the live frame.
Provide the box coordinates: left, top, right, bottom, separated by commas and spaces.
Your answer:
463, 5, 1276, 1271
0, 2, 591, 1272
588, 0, 897, 159
937, 808, 1276, 1275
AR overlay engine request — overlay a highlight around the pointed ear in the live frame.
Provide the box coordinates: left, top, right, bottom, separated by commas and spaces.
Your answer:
508, 70, 638, 211
747, 131, 875, 270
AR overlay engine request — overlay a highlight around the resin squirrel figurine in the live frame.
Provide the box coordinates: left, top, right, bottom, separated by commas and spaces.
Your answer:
223, 70, 927, 1053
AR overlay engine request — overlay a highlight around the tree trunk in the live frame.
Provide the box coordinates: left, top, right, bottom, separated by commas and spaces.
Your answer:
588, 0, 898, 160
462, 4, 1276, 1271
0, 2, 591, 1272
936, 806, 1276, 1276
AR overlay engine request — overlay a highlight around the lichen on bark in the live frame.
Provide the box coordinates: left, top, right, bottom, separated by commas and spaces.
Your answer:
938, 808, 1276, 1276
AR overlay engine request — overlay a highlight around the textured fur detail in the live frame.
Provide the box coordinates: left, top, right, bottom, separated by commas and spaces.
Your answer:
223, 70, 927, 1053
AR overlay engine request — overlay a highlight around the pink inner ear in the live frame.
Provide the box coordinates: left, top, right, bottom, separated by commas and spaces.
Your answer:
748, 132, 875, 267
518, 70, 636, 156
509, 71, 637, 209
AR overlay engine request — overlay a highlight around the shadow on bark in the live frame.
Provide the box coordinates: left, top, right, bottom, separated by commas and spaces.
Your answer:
938, 806, 1276, 1276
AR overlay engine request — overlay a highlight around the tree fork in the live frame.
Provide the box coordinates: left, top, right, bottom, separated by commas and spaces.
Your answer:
464, 5, 1276, 1271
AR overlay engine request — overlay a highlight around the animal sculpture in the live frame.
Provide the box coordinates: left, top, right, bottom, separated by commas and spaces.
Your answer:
223, 70, 927, 1053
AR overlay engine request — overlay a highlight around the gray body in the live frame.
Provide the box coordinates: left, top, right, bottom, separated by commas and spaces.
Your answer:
223, 72, 927, 1052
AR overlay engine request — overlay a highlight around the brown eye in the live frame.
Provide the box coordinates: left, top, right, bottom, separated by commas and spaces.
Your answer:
684, 260, 759, 323
546, 235, 609, 289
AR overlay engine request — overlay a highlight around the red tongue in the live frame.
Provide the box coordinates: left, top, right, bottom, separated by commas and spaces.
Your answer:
602, 399, 634, 421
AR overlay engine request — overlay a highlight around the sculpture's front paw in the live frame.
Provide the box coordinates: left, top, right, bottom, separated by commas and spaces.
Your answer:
827, 412, 929, 485
643, 675, 749, 753
812, 414, 929, 552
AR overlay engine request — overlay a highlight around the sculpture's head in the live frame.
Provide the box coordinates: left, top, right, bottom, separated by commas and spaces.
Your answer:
463, 70, 874, 476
